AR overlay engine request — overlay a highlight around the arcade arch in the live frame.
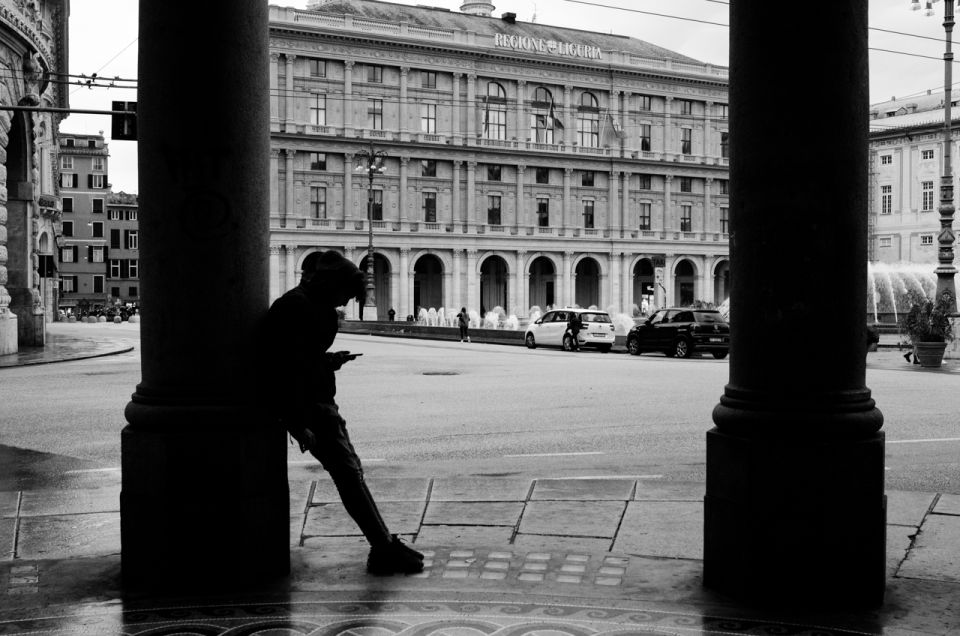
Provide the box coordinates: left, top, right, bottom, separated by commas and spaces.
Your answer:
479, 254, 509, 314
674, 259, 697, 306
413, 253, 443, 314
528, 255, 556, 310
574, 256, 601, 308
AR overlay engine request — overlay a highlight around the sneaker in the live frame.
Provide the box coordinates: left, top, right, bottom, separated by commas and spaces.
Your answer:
367, 535, 424, 575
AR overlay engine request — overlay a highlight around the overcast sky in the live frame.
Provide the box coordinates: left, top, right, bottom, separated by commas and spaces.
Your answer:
64, 0, 954, 193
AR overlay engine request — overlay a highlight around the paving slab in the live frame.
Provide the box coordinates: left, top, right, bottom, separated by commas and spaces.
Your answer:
289, 480, 315, 514
0, 491, 18, 518
303, 501, 424, 537
613, 501, 702, 559
886, 490, 937, 527
887, 524, 916, 577
632, 481, 703, 501
512, 534, 612, 553
531, 478, 635, 501
898, 514, 960, 583
0, 518, 14, 560
518, 501, 625, 538
416, 525, 513, 546
19, 486, 120, 517
423, 501, 523, 526
430, 477, 532, 501
312, 477, 430, 504
16, 513, 120, 559
933, 493, 960, 516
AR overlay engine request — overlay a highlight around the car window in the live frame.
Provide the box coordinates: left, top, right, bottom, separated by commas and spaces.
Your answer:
541, 311, 555, 323
649, 310, 668, 324
580, 312, 611, 323
554, 311, 568, 322
673, 311, 694, 322
693, 311, 724, 323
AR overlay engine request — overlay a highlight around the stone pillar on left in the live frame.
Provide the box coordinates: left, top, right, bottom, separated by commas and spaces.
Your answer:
121, 0, 289, 590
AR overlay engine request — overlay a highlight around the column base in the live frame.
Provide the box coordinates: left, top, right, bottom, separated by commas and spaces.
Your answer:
121, 409, 289, 591
9, 287, 44, 346
0, 310, 17, 355
704, 427, 886, 607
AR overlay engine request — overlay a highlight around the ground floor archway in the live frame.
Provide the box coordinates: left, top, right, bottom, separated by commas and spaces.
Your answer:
528, 256, 555, 311
358, 252, 392, 318
714, 260, 730, 303
480, 255, 508, 315
413, 253, 444, 314
674, 259, 696, 306
575, 258, 600, 308
632, 259, 655, 314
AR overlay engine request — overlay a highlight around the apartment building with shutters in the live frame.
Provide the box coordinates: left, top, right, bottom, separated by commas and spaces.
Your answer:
57, 133, 112, 312
268, 0, 731, 320
106, 192, 140, 307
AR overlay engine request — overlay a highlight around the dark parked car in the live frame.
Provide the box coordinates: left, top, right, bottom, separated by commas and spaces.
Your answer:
626, 308, 730, 359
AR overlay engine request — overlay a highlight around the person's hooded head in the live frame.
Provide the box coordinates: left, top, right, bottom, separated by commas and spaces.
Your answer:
300, 250, 365, 307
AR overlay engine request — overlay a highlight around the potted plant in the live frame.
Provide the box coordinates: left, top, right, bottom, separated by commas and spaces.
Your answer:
900, 290, 955, 368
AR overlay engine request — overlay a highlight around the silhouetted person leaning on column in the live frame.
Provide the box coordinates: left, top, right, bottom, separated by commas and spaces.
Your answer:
260, 250, 424, 575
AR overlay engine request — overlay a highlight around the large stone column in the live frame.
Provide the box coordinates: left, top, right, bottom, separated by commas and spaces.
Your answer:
122, 0, 288, 589
703, 0, 885, 607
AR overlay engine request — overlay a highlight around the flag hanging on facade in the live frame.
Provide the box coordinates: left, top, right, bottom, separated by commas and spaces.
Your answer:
549, 95, 564, 130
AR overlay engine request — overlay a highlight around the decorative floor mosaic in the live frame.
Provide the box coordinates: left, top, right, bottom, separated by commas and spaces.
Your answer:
0, 598, 880, 636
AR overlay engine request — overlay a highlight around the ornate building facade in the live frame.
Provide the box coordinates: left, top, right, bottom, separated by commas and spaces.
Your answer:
268, 0, 730, 320
0, 0, 68, 354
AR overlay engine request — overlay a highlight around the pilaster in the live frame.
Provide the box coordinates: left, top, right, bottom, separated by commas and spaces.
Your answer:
284, 54, 296, 131
344, 61, 355, 137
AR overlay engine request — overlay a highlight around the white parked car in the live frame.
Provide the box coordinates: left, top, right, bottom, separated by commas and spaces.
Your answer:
524, 308, 616, 352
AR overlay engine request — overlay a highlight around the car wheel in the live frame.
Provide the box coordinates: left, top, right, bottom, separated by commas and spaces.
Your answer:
598, 344, 612, 353
674, 338, 691, 359
525, 333, 536, 349
562, 335, 574, 351
712, 350, 728, 360
626, 337, 641, 356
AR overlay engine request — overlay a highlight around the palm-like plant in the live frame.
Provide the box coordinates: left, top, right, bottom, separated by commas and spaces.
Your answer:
901, 290, 955, 344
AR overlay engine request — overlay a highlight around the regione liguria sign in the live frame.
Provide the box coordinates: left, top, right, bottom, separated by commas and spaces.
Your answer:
493, 33, 603, 60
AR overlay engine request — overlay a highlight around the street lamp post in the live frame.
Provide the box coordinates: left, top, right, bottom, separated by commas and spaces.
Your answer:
354, 141, 386, 320
914, 0, 959, 311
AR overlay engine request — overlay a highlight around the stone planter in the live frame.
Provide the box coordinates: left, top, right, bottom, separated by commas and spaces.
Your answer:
914, 341, 948, 368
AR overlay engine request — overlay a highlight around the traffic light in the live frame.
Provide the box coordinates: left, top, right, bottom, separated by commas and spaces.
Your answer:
112, 101, 137, 141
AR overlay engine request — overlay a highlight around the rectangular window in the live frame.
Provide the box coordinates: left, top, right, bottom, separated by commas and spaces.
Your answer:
679, 177, 693, 193
61, 156, 73, 169
881, 155, 892, 165
62, 197, 73, 213
126, 210, 137, 221
637, 95, 652, 111
111, 286, 120, 298
91, 246, 105, 263
879, 237, 892, 248
423, 192, 437, 223
718, 103, 728, 119
922, 180, 936, 211
60, 173, 77, 188
638, 202, 651, 230
60, 276, 76, 293
64, 138, 74, 147
371, 190, 383, 221
109, 259, 121, 278
367, 98, 383, 130
921, 234, 934, 246
485, 106, 507, 140
129, 260, 139, 278
487, 164, 501, 181
93, 157, 105, 171
309, 59, 326, 77
581, 171, 594, 187
637, 174, 651, 190
129, 285, 138, 297
91, 221, 103, 238
108, 209, 121, 220
537, 197, 549, 227
61, 246, 75, 262
487, 195, 501, 225
91, 174, 106, 189
881, 185, 892, 215
92, 199, 104, 214
62, 221, 73, 237
681, 128, 692, 155
719, 179, 729, 195
420, 103, 437, 133
639, 124, 651, 151
110, 228, 120, 249
88, 140, 96, 148
126, 230, 139, 250
720, 132, 729, 158
922, 149, 935, 160
679, 99, 693, 115
680, 204, 692, 232
310, 186, 326, 219
536, 167, 549, 184
422, 71, 437, 88
367, 65, 382, 83
93, 275, 104, 294
309, 152, 326, 170
310, 94, 326, 126
582, 200, 595, 229
421, 159, 436, 177
720, 207, 729, 233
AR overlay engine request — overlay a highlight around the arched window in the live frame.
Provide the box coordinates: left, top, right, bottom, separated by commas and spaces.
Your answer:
577, 92, 600, 148
531, 87, 558, 144
483, 82, 507, 140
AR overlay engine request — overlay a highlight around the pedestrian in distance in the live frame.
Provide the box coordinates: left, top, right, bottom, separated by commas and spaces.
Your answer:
457, 306, 470, 342
260, 250, 424, 575
566, 311, 582, 351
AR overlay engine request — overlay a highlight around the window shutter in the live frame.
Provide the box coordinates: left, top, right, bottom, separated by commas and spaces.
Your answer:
87, 246, 93, 262
111, 229, 121, 249
104, 174, 108, 188
72, 246, 79, 262
58, 247, 63, 261
124, 230, 129, 249
120, 260, 129, 279
87, 174, 93, 188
